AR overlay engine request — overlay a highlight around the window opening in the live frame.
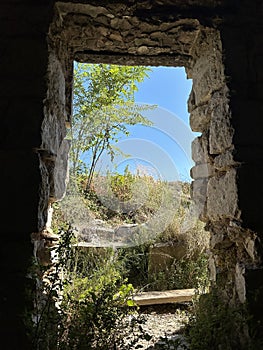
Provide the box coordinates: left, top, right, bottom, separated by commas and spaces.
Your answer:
50, 62, 210, 349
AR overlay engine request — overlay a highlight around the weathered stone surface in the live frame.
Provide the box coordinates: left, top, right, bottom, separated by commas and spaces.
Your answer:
191, 178, 208, 215
42, 52, 67, 153
191, 60, 224, 107
53, 139, 70, 201
214, 149, 238, 171
208, 254, 216, 282
189, 104, 211, 132
190, 30, 224, 106
207, 169, 240, 220
79, 225, 115, 244
227, 223, 258, 263
235, 263, 246, 303
209, 96, 234, 155
190, 87, 230, 136
148, 242, 188, 275
32, 230, 59, 266
134, 289, 195, 306
190, 163, 214, 179
210, 227, 232, 250
54, 2, 200, 67
191, 135, 209, 164
114, 224, 139, 242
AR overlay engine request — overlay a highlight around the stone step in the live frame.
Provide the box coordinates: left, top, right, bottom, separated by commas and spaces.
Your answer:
133, 289, 196, 306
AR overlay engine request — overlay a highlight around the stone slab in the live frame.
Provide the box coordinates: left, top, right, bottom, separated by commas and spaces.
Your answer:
133, 289, 196, 306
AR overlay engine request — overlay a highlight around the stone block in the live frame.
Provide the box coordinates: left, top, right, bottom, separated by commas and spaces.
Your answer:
148, 242, 188, 275
214, 149, 238, 171
209, 105, 233, 155
191, 53, 225, 106
207, 169, 240, 220
191, 178, 208, 218
235, 263, 246, 303
191, 135, 210, 164
190, 104, 211, 132
190, 163, 215, 180
53, 139, 71, 201
190, 86, 229, 133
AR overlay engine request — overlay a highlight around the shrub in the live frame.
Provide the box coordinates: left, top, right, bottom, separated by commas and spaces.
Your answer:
118, 244, 150, 290
148, 253, 209, 292
186, 288, 251, 350
31, 226, 150, 350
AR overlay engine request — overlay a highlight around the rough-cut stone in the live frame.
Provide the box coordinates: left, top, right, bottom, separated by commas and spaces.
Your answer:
189, 104, 211, 132
189, 30, 224, 105
214, 149, 238, 171
134, 289, 195, 306
190, 163, 214, 179
191, 178, 207, 214
53, 139, 70, 201
209, 101, 233, 155
235, 263, 246, 303
208, 254, 216, 282
191, 135, 209, 164
148, 242, 188, 275
207, 169, 240, 220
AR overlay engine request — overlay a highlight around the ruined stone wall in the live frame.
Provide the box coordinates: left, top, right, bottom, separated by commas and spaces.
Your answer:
49, 0, 263, 337
50, 0, 256, 307
189, 1, 263, 336
188, 27, 258, 305
1, 0, 263, 347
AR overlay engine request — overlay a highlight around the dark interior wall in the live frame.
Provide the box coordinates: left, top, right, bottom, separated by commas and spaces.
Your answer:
0, 1, 54, 348
221, 1, 263, 234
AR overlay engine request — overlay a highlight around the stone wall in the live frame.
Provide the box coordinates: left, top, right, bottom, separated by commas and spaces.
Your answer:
45, 0, 263, 341
0, 0, 263, 347
188, 25, 260, 305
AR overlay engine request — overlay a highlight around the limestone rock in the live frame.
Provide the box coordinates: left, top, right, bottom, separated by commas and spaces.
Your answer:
191, 135, 209, 164
190, 163, 214, 179
209, 104, 234, 155
214, 149, 238, 171
235, 263, 246, 303
207, 169, 240, 220
190, 104, 211, 132
191, 178, 208, 218
148, 242, 188, 275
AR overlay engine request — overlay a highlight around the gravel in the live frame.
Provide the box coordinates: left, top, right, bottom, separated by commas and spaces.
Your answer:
125, 303, 191, 350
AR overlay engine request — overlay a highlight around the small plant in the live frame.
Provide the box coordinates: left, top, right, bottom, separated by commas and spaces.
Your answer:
148, 253, 209, 292
30, 225, 76, 349
58, 248, 141, 349
118, 243, 151, 290
185, 287, 251, 350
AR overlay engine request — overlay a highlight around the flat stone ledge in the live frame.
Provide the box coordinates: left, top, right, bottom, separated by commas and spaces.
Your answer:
133, 289, 196, 306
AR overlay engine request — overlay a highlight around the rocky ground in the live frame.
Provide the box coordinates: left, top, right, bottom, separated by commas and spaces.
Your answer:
125, 303, 191, 350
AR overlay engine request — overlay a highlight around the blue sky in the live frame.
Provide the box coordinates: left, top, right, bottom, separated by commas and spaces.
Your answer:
102, 66, 197, 182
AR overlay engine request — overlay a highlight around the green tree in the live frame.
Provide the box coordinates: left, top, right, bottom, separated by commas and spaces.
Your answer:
70, 62, 155, 191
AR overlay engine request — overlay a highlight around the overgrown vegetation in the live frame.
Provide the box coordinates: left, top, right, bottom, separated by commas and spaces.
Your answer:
184, 287, 263, 350
32, 62, 212, 349
31, 226, 152, 349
